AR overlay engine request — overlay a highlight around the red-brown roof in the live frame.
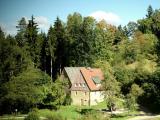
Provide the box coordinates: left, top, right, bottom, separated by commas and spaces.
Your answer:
80, 68, 104, 91
64, 67, 104, 91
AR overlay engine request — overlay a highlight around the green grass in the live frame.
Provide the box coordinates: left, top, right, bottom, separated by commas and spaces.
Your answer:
38, 101, 107, 120
0, 116, 24, 120
90, 101, 106, 110
38, 106, 81, 120
111, 113, 131, 120
38, 100, 129, 120
0, 100, 144, 120
38, 109, 55, 117
57, 106, 81, 120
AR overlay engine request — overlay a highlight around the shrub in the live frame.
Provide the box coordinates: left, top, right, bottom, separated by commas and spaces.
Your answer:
24, 110, 40, 120
78, 113, 110, 120
78, 109, 110, 120
46, 113, 64, 120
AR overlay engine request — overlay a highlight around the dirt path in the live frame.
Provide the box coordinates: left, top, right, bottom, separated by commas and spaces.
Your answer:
128, 114, 160, 120
128, 106, 160, 120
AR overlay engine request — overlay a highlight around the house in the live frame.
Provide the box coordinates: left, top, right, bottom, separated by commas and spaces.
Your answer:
62, 67, 104, 106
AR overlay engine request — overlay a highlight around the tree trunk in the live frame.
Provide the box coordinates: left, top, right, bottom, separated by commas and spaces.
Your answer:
44, 56, 46, 74
51, 57, 52, 83
111, 106, 113, 115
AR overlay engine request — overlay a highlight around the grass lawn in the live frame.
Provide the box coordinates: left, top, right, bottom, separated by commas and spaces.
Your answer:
38, 101, 106, 120
0, 100, 144, 120
38, 101, 107, 120
0, 115, 25, 120
38, 106, 82, 120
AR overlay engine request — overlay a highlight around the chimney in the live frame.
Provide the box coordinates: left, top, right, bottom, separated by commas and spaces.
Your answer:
87, 67, 93, 72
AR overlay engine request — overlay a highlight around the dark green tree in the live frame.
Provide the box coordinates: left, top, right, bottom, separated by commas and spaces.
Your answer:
0, 67, 51, 114
25, 15, 40, 67
53, 17, 67, 75
16, 17, 27, 47
146, 5, 154, 18
0, 34, 29, 84
66, 12, 83, 66
76, 16, 96, 66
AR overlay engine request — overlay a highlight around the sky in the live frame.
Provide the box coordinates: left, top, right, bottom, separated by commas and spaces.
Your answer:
0, 0, 160, 35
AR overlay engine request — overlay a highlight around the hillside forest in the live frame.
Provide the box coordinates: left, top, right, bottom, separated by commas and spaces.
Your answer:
0, 5, 160, 114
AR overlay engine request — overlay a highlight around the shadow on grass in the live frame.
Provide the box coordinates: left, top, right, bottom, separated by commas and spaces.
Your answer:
111, 114, 128, 118
76, 108, 99, 115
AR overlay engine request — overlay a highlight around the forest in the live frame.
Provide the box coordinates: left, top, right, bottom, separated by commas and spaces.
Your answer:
0, 5, 160, 116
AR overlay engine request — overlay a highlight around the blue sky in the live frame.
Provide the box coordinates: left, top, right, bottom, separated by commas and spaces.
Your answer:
0, 0, 160, 35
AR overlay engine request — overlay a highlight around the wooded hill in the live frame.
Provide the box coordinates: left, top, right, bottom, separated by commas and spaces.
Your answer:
0, 5, 160, 114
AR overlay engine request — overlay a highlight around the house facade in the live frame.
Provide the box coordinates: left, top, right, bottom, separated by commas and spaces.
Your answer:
62, 67, 104, 106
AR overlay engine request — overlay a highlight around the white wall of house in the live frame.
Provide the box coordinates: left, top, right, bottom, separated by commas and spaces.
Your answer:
90, 91, 104, 105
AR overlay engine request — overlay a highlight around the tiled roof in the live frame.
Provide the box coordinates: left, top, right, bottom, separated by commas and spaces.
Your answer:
80, 68, 104, 91
64, 67, 89, 91
64, 67, 104, 91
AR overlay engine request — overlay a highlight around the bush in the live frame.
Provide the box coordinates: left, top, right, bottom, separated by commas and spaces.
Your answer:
78, 112, 110, 120
24, 110, 40, 120
63, 93, 72, 105
46, 113, 64, 120
78, 109, 110, 120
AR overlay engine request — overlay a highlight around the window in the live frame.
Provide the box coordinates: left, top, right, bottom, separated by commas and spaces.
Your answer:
75, 91, 77, 95
92, 76, 101, 84
85, 92, 87, 95
79, 83, 81, 87
82, 83, 86, 87
75, 83, 78, 87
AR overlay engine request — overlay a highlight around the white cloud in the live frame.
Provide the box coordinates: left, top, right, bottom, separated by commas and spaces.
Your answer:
22, 16, 50, 32
35, 16, 50, 32
0, 16, 50, 35
89, 11, 121, 26
0, 22, 17, 36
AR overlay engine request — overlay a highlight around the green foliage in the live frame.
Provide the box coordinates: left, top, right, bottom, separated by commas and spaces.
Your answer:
125, 94, 136, 111
0, 34, 30, 83
130, 84, 144, 98
0, 67, 51, 113
16, 17, 27, 47
25, 15, 40, 67
124, 21, 138, 37
125, 84, 143, 112
24, 110, 40, 120
52, 17, 68, 75
1, 5, 160, 115
123, 41, 139, 64
114, 65, 136, 95
43, 76, 67, 109
46, 113, 64, 120
78, 110, 110, 120
94, 60, 121, 112
139, 68, 160, 112
146, 5, 154, 18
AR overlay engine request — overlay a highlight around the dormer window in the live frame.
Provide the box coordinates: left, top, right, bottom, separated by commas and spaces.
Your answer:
92, 76, 101, 85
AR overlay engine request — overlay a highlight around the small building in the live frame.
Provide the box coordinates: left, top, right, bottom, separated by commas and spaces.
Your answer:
62, 67, 104, 106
